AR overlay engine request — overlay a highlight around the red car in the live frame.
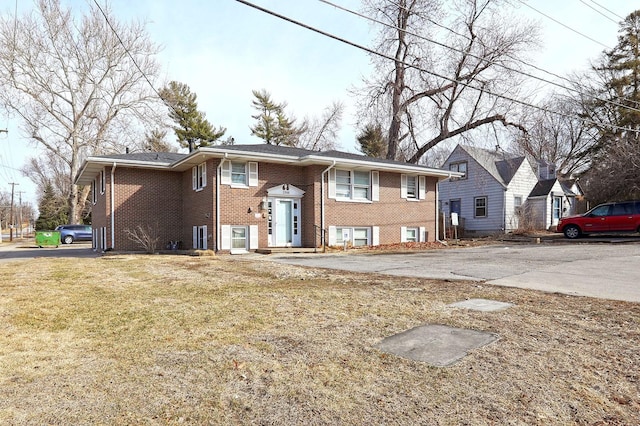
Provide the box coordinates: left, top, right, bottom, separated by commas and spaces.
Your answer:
557, 201, 640, 239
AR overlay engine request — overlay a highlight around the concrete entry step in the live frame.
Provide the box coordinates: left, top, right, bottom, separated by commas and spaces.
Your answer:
255, 247, 320, 254
375, 324, 499, 367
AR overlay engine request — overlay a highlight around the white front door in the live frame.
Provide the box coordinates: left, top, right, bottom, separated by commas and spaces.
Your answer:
275, 199, 293, 246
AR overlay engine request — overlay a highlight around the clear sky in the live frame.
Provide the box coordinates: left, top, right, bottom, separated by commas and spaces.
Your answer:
0, 0, 634, 209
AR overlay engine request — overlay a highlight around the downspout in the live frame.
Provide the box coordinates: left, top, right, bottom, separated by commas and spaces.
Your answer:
435, 173, 452, 244
110, 162, 116, 250
503, 187, 507, 234
320, 161, 336, 249
216, 153, 228, 252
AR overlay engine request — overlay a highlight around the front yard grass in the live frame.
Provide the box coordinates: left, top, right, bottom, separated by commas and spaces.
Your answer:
0, 254, 638, 425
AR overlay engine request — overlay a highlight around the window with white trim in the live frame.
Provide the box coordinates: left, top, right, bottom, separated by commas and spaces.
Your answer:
474, 196, 487, 218
405, 227, 418, 242
334, 169, 371, 201
231, 162, 247, 185
329, 169, 378, 202
406, 176, 417, 199
335, 170, 351, 198
401, 175, 426, 200
91, 179, 97, 204
449, 161, 467, 179
514, 195, 523, 214
192, 162, 207, 191
353, 171, 370, 199
231, 226, 247, 250
221, 161, 258, 187
335, 227, 370, 247
221, 225, 258, 251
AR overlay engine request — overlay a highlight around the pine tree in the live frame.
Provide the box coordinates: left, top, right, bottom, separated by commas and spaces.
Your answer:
159, 81, 226, 151
357, 124, 387, 158
604, 10, 640, 130
582, 10, 640, 203
250, 89, 304, 146
36, 183, 68, 230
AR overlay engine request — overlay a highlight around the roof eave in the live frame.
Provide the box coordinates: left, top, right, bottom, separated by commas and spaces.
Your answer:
74, 157, 175, 186
300, 154, 461, 177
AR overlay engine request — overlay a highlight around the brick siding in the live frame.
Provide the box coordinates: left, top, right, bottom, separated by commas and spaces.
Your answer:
90, 160, 439, 252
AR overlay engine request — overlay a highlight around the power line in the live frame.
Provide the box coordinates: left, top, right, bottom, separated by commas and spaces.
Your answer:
91, 0, 161, 100
233, 0, 639, 134
586, 0, 625, 21
515, 0, 611, 49
577, 0, 619, 25
319, 0, 640, 115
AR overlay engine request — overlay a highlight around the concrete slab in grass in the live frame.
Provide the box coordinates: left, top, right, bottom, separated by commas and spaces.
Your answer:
375, 324, 499, 367
449, 298, 514, 312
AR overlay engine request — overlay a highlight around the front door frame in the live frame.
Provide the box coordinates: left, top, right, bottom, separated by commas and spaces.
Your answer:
266, 184, 305, 247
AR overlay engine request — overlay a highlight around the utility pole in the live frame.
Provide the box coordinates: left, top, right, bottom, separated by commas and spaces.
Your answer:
17, 191, 25, 239
9, 182, 18, 242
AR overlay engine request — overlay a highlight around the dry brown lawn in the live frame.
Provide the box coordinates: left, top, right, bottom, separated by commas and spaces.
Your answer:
0, 253, 638, 425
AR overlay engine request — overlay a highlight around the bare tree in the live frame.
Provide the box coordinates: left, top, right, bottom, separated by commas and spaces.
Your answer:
124, 224, 161, 254
0, 0, 162, 223
297, 101, 344, 151
514, 94, 597, 176
356, 0, 540, 163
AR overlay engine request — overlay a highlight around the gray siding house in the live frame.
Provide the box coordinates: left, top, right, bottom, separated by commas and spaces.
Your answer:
439, 145, 581, 236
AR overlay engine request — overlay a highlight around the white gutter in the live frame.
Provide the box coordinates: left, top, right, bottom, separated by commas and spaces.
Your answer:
503, 188, 507, 233
110, 162, 116, 250
216, 154, 228, 251
320, 161, 336, 248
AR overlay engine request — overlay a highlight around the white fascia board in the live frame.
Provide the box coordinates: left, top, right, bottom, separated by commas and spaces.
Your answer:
300, 154, 462, 178
75, 157, 174, 185
170, 147, 302, 170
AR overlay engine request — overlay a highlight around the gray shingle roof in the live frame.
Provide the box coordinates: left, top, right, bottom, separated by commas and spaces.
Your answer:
529, 179, 557, 197
460, 145, 526, 186
92, 152, 186, 164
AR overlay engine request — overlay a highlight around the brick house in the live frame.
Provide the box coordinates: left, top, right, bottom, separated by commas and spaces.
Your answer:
75, 144, 461, 253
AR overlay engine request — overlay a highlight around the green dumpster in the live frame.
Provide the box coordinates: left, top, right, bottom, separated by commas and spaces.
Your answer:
35, 231, 61, 248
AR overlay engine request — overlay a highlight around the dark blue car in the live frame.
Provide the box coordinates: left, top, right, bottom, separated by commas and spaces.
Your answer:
55, 224, 92, 244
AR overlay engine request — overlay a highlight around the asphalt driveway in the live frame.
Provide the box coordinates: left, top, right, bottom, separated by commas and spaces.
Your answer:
267, 240, 640, 303
0, 241, 98, 263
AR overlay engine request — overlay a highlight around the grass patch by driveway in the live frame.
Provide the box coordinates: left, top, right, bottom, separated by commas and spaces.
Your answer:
0, 254, 638, 425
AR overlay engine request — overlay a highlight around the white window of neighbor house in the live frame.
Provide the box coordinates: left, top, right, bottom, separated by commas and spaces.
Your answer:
405, 227, 418, 242
514, 195, 523, 214
449, 161, 467, 179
